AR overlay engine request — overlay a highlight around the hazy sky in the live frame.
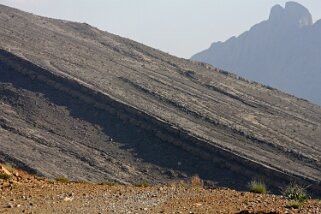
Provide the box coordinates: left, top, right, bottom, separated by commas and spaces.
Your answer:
0, 0, 320, 58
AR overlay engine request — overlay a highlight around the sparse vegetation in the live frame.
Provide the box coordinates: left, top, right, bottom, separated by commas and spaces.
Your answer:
190, 175, 204, 188
248, 180, 267, 194
134, 180, 149, 187
283, 183, 308, 202
286, 200, 304, 209
1, 164, 320, 213
166, 180, 188, 189
3, 163, 14, 172
0, 163, 13, 180
55, 176, 69, 183
0, 173, 11, 180
167, 176, 204, 189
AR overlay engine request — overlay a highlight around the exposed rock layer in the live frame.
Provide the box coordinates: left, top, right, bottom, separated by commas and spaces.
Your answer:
0, 4, 321, 194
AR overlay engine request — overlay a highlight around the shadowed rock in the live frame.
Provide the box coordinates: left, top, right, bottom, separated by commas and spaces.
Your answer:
0, 4, 321, 195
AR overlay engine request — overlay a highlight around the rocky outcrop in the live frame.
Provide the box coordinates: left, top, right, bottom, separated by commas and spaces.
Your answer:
1, 4, 321, 195
192, 2, 321, 105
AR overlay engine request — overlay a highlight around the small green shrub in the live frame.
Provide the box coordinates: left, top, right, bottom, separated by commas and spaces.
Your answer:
248, 180, 267, 194
0, 173, 11, 180
55, 176, 69, 183
283, 183, 308, 202
176, 180, 190, 189
286, 200, 303, 209
3, 163, 14, 172
134, 180, 149, 187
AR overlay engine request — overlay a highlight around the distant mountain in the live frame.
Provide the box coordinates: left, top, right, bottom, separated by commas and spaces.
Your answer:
192, 1, 321, 105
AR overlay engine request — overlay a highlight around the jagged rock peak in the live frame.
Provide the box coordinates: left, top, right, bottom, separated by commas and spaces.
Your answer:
269, 1, 313, 26
269, 4, 284, 21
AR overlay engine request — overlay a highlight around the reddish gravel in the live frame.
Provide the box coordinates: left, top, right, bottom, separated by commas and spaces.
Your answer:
1, 166, 320, 214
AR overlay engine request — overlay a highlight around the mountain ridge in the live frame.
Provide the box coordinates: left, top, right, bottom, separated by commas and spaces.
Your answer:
192, 1, 321, 105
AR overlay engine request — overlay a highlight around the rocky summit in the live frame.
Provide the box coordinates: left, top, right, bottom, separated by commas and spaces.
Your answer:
192, 1, 321, 106
0, 4, 321, 195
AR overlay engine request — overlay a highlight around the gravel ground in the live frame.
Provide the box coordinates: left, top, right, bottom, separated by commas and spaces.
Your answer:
1, 166, 320, 214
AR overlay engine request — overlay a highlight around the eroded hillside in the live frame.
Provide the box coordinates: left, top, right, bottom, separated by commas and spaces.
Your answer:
0, 4, 321, 194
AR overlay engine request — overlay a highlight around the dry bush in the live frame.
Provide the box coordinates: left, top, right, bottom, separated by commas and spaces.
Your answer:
55, 176, 69, 183
190, 175, 204, 188
0, 173, 11, 180
134, 180, 149, 187
248, 180, 267, 194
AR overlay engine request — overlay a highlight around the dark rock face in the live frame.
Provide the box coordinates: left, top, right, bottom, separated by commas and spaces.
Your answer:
192, 2, 321, 105
0, 4, 321, 194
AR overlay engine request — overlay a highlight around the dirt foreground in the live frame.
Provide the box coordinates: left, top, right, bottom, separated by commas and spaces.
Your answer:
0, 166, 320, 214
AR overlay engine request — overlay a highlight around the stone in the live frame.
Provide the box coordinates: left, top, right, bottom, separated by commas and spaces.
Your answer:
6, 203, 14, 208
63, 197, 73, 202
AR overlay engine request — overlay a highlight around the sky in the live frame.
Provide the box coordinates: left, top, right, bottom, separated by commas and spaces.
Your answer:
0, 0, 320, 58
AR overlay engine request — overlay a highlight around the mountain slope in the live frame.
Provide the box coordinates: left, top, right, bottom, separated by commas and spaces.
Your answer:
192, 1, 321, 105
0, 4, 321, 193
